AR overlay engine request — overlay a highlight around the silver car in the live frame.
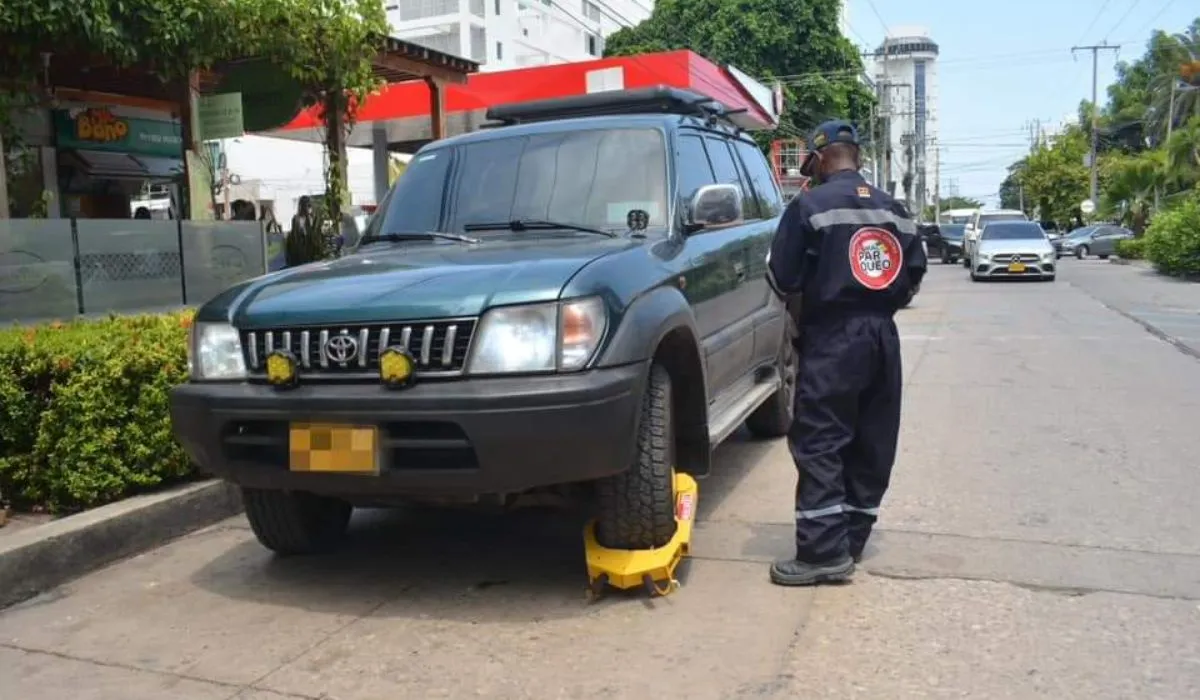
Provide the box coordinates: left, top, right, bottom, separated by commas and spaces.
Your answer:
1056, 224, 1134, 259
969, 221, 1056, 282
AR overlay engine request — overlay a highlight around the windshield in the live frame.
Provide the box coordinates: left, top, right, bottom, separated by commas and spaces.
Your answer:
981, 222, 1045, 240
940, 224, 966, 239
362, 128, 669, 241
978, 213, 1027, 227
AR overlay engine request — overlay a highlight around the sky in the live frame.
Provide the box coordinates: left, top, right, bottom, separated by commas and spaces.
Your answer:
842, 0, 1196, 207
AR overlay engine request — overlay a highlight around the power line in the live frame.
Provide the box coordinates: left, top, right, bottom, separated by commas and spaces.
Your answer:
1076, 0, 1115, 45
1103, 0, 1142, 40
1135, 0, 1178, 36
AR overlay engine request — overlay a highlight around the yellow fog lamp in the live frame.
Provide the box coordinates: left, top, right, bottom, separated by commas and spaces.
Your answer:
379, 347, 416, 389
265, 350, 299, 388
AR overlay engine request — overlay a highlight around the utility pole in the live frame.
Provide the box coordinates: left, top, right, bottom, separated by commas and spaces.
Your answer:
932, 138, 941, 222
1072, 42, 1119, 204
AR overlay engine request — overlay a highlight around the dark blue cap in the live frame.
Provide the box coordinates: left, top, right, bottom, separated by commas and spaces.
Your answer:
809, 120, 859, 150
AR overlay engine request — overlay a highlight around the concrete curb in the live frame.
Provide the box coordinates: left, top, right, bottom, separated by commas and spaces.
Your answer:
0, 479, 243, 609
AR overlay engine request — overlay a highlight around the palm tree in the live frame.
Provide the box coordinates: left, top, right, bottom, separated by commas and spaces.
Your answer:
1102, 150, 1166, 233
1147, 23, 1200, 143
1163, 115, 1200, 196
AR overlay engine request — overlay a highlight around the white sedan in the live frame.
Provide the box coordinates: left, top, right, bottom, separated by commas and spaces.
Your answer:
969, 221, 1057, 282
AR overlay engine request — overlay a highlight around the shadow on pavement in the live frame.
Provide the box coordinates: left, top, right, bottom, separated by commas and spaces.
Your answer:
188, 429, 778, 620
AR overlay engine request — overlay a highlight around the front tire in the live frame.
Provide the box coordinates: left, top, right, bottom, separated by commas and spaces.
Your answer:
1076, 245, 1089, 259
746, 335, 796, 439
596, 363, 677, 550
242, 488, 352, 556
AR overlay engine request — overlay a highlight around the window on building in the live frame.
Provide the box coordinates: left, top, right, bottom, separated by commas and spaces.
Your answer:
470, 26, 487, 63
583, 0, 601, 21
494, 0, 501, 12
586, 33, 601, 56
496, 41, 503, 61
469, 0, 485, 17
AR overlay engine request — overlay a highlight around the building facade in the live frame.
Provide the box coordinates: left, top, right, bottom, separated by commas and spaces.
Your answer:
871, 26, 938, 212
386, 0, 653, 71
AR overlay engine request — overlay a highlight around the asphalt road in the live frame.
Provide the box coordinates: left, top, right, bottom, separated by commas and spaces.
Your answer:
4, 259, 1200, 699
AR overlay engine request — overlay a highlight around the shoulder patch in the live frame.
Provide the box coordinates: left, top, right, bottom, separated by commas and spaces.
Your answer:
856, 186, 871, 198
848, 226, 904, 291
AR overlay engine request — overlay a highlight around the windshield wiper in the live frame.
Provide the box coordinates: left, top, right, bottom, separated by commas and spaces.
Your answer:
359, 231, 479, 245
463, 219, 617, 238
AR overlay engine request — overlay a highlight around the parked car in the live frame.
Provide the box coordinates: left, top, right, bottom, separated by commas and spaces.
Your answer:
169, 87, 797, 556
921, 222, 965, 264
1056, 224, 1134, 259
970, 221, 1056, 282
962, 209, 1029, 267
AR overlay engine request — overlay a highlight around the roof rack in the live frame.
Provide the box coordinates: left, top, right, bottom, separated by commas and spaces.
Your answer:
484, 86, 744, 129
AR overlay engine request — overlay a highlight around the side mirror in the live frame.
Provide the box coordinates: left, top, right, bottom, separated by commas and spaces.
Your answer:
685, 183, 743, 232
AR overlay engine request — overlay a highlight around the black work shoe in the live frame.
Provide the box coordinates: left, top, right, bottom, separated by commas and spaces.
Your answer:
769, 555, 855, 586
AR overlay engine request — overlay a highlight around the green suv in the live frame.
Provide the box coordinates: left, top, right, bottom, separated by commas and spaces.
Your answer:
170, 87, 794, 555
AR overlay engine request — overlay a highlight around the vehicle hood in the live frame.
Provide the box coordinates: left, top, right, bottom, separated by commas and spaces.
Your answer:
978, 239, 1054, 256
200, 236, 639, 327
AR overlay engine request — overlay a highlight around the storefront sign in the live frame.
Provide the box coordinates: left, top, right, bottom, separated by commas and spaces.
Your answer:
53, 108, 183, 158
198, 93, 245, 141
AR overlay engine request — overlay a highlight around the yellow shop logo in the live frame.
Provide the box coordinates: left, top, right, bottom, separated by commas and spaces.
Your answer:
74, 108, 129, 143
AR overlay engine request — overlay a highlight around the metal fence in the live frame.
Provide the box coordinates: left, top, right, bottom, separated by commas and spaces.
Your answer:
0, 218, 277, 325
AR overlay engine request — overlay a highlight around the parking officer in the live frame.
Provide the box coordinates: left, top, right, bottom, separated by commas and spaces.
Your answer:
765, 119, 926, 586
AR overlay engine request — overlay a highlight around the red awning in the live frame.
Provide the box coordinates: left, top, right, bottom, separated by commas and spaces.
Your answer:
268, 50, 778, 148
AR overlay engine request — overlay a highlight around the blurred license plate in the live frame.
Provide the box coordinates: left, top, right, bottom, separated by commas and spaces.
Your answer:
289, 423, 379, 473
1008, 262, 1026, 273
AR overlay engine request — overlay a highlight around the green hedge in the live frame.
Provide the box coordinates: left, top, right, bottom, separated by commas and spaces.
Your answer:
1115, 237, 1145, 260
1144, 194, 1200, 278
0, 312, 195, 514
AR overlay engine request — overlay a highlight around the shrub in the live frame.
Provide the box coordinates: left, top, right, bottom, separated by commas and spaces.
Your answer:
1143, 194, 1200, 278
1115, 237, 1145, 260
0, 311, 196, 514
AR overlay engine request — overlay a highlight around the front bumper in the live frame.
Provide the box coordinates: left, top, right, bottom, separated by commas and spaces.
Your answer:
973, 257, 1056, 278
169, 362, 648, 499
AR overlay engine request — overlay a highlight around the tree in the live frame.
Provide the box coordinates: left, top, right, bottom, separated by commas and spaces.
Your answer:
0, 0, 387, 263
602, 0, 874, 145
1100, 149, 1166, 233
1018, 125, 1090, 227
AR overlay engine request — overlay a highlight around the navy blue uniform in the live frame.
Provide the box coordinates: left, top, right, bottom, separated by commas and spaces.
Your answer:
767, 169, 927, 564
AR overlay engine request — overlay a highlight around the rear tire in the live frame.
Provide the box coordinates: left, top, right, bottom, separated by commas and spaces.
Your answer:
242, 488, 352, 555
596, 363, 677, 550
746, 335, 796, 439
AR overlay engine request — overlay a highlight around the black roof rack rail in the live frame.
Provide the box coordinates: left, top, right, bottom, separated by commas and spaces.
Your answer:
484, 86, 742, 129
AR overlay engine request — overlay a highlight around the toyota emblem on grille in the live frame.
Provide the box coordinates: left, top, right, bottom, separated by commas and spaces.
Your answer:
324, 332, 359, 364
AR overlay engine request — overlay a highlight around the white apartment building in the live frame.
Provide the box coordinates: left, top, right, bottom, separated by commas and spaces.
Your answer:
386, 0, 654, 71
871, 25, 939, 211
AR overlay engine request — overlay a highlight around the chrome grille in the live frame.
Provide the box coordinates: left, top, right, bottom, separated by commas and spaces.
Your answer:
243, 319, 476, 379
992, 253, 1040, 263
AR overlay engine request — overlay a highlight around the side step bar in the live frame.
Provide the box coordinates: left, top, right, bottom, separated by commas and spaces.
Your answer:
707, 372, 781, 446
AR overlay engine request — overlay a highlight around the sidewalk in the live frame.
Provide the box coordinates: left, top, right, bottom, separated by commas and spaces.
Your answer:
1061, 259, 1200, 358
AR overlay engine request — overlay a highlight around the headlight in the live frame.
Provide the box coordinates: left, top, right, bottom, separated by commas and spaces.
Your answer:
467, 297, 607, 374
189, 322, 246, 380
1042, 251, 1056, 261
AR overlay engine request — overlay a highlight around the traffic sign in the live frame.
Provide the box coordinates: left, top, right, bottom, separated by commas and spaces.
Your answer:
1080, 199, 1096, 215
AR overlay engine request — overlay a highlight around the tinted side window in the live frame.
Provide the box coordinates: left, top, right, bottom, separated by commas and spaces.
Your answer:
371, 149, 452, 235
704, 136, 755, 218
676, 134, 716, 204
733, 139, 783, 218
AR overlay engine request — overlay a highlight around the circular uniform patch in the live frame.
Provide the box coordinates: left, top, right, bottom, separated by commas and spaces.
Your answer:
848, 226, 904, 290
